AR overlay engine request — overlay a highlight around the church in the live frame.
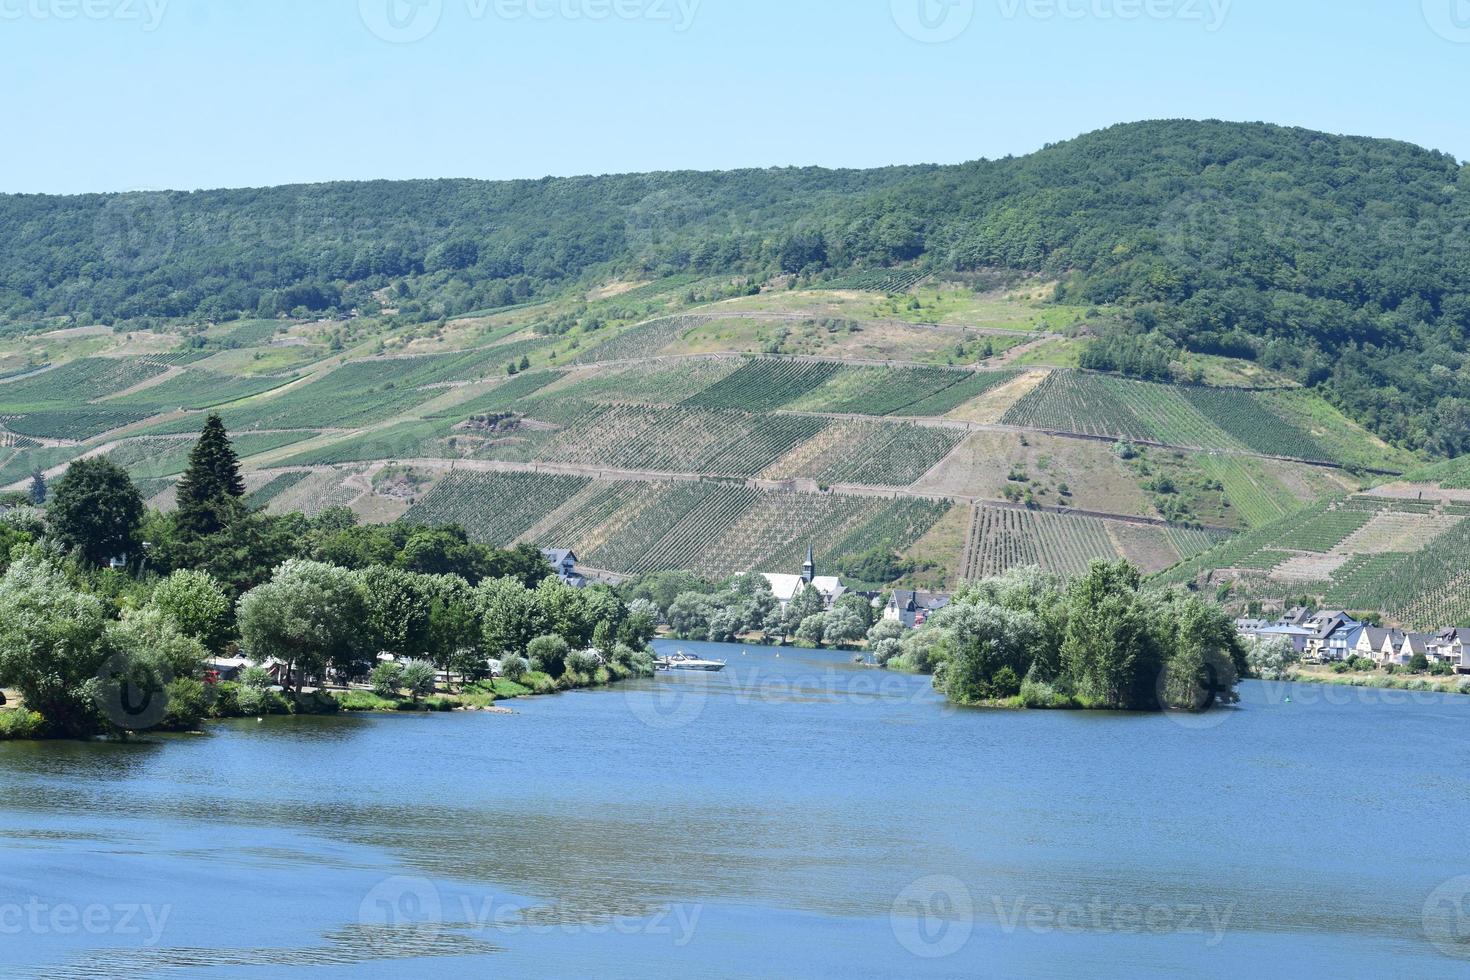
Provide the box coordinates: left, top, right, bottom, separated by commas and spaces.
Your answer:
760, 544, 847, 614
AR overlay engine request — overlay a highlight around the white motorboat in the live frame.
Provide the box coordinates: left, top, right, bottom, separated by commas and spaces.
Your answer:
657, 652, 727, 673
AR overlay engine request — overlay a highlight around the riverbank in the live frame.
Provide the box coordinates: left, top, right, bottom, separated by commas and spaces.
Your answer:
0, 663, 649, 741
1288, 664, 1470, 696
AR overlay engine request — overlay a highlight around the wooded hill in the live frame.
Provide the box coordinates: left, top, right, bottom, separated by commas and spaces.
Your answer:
2, 119, 1468, 454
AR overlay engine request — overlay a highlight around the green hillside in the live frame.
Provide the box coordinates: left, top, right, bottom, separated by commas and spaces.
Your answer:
3, 120, 1468, 455
1, 119, 1467, 615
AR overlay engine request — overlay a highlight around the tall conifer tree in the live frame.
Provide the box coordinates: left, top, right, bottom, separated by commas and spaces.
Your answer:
175, 414, 245, 537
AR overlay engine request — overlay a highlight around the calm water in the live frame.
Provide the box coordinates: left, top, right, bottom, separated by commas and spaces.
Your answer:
2, 640, 1468, 978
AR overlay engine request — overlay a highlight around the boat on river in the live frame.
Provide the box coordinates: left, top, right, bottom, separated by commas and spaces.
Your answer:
657, 652, 727, 672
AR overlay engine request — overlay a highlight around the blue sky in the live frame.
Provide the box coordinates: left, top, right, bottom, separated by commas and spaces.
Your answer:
1, 0, 1467, 193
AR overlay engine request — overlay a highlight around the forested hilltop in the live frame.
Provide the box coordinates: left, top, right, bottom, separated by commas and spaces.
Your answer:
2, 119, 1468, 453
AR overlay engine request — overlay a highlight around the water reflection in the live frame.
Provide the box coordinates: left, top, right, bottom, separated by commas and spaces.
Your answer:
1, 641, 1467, 976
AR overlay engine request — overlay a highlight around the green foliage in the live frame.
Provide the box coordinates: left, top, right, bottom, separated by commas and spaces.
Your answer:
913, 562, 1242, 712
174, 414, 246, 538
237, 559, 369, 691
399, 660, 437, 702
49, 457, 145, 566
370, 661, 403, 698
150, 570, 233, 653
527, 635, 570, 678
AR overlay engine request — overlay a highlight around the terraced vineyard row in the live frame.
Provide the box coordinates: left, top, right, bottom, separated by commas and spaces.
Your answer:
0, 357, 168, 411
1196, 456, 1303, 527
550, 361, 739, 406
572, 316, 701, 364
1273, 510, 1374, 553
246, 471, 312, 507
823, 270, 930, 292
399, 470, 954, 580
4, 408, 155, 441
683, 360, 842, 411
1001, 371, 1155, 441
791, 367, 982, 416
474, 402, 830, 478
899, 371, 1021, 416
1178, 387, 1328, 460
107, 431, 318, 481
108, 369, 298, 410
964, 506, 1117, 578
1324, 518, 1470, 627
404, 471, 591, 544
144, 381, 440, 434
1000, 370, 1333, 461
964, 505, 1233, 581
810, 423, 964, 487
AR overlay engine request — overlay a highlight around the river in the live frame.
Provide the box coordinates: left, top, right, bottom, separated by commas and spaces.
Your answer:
1, 640, 1467, 978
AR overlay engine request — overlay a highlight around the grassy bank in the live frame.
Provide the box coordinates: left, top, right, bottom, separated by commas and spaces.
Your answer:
0, 663, 648, 740
1288, 665, 1470, 696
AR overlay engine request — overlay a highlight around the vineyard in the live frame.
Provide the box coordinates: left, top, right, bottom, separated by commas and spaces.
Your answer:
788, 366, 978, 416
572, 316, 701, 364
899, 371, 1022, 416
106, 431, 318, 481
964, 506, 1115, 578
4, 409, 154, 442
472, 402, 831, 478
107, 369, 298, 411
398, 470, 954, 579
246, 471, 312, 508
1001, 371, 1155, 441
683, 359, 842, 411
552, 360, 740, 406
999, 370, 1336, 462
822, 270, 930, 292
1195, 456, 1306, 527
1178, 387, 1328, 461
1152, 493, 1470, 627
808, 423, 965, 487
404, 471, 592, 544
0, 358, 168, 411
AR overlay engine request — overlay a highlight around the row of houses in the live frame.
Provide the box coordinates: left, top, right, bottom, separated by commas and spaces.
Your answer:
1237, 608, 1470, 671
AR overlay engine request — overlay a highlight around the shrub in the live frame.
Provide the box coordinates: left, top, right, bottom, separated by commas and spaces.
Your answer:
500, 656, 529, 683
566, 649, 601, 675
400, 660, 437, 701
527, 636, 570, 677
371, 662, 404, 698
241, 665, 272, 690
209, 681, 241, 718
628, 651, 657, 676
237, 684, 269, 717
1018, 677, 1073, 709
0, 709, 45, 740
161, 678, 210, 731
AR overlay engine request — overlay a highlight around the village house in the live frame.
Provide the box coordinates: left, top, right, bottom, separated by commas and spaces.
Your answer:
884, 590, 952, 629
541, 549, 587, 589
1300, 611, 1359, 662
762, 545, 846, 614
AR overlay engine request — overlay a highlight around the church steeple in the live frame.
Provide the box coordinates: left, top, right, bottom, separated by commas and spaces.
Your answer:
802, 543, 815, 584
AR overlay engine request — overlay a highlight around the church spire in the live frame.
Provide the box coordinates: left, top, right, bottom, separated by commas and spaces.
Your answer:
803, 542, 815, 583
